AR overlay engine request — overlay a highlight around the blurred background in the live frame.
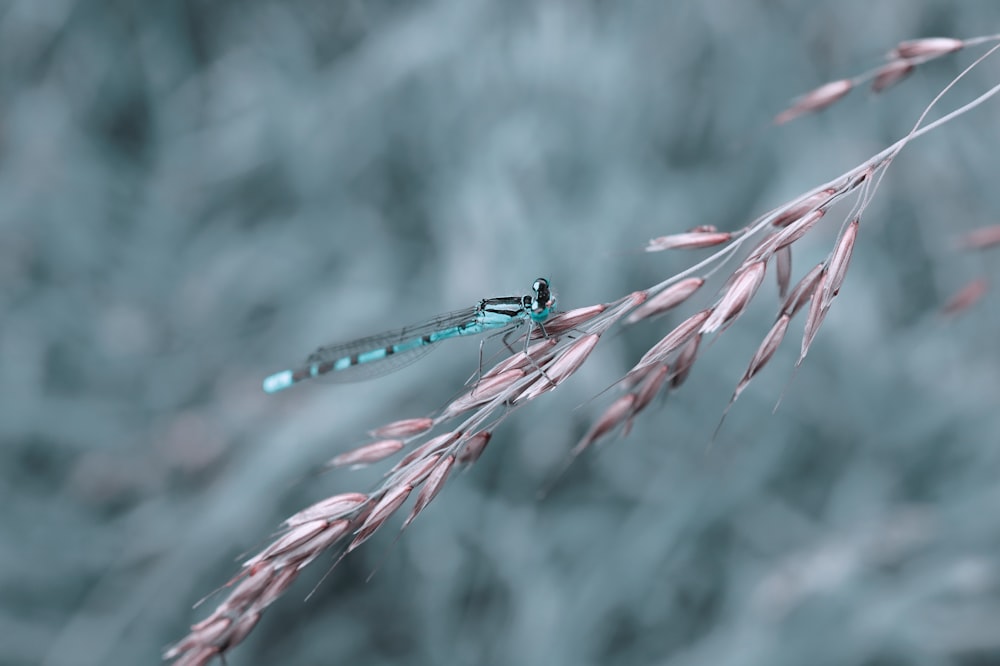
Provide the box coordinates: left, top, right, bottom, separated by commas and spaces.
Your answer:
3, 1, 1000, 665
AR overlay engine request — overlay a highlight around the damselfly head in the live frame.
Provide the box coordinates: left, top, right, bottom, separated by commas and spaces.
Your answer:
530, 277, 555, 321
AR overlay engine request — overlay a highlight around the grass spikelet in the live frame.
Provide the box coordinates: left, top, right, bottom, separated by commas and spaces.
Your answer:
626, 278, 705, 324
774, 79, 852, 124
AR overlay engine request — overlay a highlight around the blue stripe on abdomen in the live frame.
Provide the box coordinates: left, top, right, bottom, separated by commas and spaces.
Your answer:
357, 348, 389, 364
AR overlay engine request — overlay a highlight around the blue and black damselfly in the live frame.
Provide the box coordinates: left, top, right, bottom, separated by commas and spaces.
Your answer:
263, 278, 555, 393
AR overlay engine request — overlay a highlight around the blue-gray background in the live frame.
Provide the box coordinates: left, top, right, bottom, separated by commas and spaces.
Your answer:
3, 2, 1000, 665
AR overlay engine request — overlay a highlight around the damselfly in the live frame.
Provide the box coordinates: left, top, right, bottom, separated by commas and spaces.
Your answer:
262, 278, 555, 393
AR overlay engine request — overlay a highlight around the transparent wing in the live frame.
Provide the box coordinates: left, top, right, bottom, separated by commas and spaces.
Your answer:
292, 306, 485, 385
309, 344, 439, 383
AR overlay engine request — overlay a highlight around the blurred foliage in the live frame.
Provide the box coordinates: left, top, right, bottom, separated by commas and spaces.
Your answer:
3, 1, 1000, 665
